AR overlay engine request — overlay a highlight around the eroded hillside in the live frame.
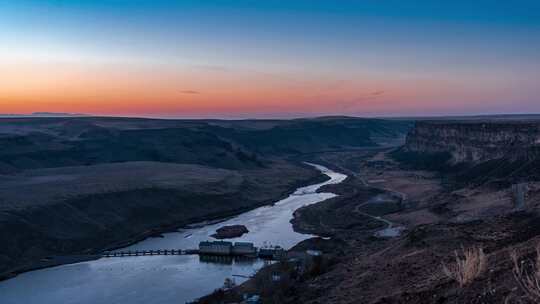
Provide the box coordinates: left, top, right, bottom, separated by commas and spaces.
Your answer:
405, 121, 540, 164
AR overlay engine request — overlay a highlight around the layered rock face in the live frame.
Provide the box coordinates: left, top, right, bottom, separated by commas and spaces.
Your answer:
405, 121, 540, 164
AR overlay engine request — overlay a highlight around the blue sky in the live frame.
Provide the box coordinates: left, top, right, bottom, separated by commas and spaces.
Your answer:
1, 0, 539, 117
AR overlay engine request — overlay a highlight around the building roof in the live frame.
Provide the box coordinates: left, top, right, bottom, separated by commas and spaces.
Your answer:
234, 242, 254, 247
200, 241, 233, 246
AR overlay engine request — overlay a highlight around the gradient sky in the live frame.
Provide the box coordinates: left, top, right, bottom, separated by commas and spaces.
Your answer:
1, 0, 539, 118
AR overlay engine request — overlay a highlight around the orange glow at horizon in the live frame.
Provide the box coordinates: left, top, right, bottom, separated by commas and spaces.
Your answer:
0, 60, 527, 117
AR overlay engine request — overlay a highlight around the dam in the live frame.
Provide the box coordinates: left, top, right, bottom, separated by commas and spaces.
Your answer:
101, 241, 283, 260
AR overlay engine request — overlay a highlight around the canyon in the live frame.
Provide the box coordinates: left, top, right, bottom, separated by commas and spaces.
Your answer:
203, 117, 540, 304
404, 121, 540, 164
0, 116, 411, 279
4, 116, 540, 304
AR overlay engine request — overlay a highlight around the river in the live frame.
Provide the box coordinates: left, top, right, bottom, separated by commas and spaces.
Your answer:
0, 163, 346, 304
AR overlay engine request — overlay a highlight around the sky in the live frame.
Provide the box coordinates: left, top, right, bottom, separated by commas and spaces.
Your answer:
1, 0, 539, 118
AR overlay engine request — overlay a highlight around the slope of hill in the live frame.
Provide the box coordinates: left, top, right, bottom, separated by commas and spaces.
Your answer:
0, 116, 411, 277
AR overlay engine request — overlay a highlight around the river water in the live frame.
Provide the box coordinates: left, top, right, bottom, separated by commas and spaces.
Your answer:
0, 164, 346, 304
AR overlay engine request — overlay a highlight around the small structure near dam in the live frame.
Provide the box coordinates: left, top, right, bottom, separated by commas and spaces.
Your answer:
199, 241, 257, 257
258, 246, 285, 260
232, 242, 257, 256
199, 241, 234, 256
512, 182, 529, 210
199, 241, 284, 259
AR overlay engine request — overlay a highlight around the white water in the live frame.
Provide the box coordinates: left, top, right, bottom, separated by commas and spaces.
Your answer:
0, 164, 346, 304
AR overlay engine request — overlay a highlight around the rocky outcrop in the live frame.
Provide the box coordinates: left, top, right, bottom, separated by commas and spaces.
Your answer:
211, 225, 249, 239
404, 121, 540, 164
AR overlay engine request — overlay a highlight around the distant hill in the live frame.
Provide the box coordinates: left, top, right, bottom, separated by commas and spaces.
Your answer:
0, 112, 89, 118
0, 116, 413, 173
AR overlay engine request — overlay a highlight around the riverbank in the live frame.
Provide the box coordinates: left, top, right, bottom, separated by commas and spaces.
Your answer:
0, 161, 328, 281
195, 173, 388, 303
0, 164, 347, 304
197, 148, 540, 304
194, 151, 441, 303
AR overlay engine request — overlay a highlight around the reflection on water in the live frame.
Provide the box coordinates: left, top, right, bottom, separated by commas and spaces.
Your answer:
0, 164, 346, 304
199, 254, 234, 265
198, 255, 259, 265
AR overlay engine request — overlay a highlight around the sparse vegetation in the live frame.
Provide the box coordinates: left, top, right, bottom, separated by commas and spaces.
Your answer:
442, 246, 487, 287
511, 245, 540, 302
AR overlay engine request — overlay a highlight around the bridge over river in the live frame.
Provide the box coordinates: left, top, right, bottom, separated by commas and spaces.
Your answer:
101, 249, 199, 258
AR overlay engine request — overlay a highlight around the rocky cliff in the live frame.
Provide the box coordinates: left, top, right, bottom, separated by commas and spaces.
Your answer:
404, 121, 540, 164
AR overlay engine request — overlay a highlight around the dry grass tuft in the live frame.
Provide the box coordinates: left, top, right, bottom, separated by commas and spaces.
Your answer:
442, 246, 487, 287
511, 245, 540, 302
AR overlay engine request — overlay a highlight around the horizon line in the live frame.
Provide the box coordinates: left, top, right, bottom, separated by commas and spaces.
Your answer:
1, 112, 540, 121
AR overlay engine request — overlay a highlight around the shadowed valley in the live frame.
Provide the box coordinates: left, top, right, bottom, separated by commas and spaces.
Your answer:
0, 116, 411, 278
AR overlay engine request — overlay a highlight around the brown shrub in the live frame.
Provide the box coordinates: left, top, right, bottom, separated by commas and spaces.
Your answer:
511, 245, 540, 302
442, 246, 487, 287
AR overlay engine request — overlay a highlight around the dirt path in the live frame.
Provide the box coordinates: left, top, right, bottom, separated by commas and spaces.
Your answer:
346, 164, 406, 237
317, 153, 407, 237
